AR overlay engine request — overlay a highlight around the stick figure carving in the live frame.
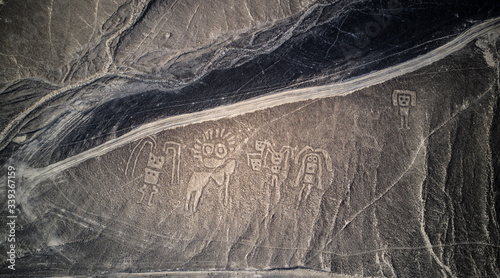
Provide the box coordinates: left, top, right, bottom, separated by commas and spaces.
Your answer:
125, 137, 181, 206
294, 146, 333, 207
247, 140, 293, 203
392, 90, 416, 129
185, 128, 237, 212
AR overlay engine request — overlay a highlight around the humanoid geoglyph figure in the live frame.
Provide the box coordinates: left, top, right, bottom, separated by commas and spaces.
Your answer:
392, 90, 416, 129
294, 146, 332, 207
247, 140, 292, 204
185, 128, 236, 212
125, 136, 181, 207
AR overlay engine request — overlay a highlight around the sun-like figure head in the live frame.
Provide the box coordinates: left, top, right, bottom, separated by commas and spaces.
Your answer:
193, 128, 236, 168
